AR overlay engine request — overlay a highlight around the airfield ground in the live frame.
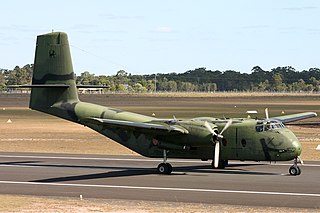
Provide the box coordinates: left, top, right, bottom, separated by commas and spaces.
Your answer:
0, 92, 319, 212
0, 195, 312, 212
0, 92, 319, 160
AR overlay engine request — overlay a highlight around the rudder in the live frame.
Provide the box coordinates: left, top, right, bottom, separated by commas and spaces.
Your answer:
30, 32, 80, 121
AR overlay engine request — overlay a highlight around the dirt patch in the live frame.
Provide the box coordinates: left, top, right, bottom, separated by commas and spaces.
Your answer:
0, 195, 315, 212
0, 109, 133, 155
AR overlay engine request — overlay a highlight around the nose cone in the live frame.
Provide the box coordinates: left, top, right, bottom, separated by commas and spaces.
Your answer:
285, 131, 302, 157
282, 129, 302, 158
291, 140, 302, 156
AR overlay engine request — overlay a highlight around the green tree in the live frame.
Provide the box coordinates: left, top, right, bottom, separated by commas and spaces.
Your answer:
0, 69, 6, 90
310, 77, 320, 91
6, 65, 32, 85
167, 80, 177, 92
256, 80, 270, 92
77, 71, 95, 85
133, 83, 147, 93
272, 73, 287, 92
146, 80, 155, 92
116, 84, 127, 92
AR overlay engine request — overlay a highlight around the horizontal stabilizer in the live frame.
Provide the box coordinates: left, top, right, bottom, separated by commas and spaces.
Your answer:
76, 85, 109, 88
8, 85, 109, 89
8, 84, 70, 88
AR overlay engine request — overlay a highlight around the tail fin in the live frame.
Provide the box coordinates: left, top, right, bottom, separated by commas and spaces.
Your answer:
30, 32, 80, 121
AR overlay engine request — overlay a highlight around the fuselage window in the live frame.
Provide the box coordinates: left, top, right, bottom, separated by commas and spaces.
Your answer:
241, 139, 247, 147
256, 120, 285, 132
256, 125, 263, 132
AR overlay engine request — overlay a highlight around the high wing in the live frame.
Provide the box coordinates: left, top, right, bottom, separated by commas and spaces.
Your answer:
82, 117, 189, 135
271, 112, 317, 124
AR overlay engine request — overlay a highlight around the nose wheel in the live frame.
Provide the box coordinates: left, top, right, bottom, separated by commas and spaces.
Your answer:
289, 157, 302, 176
157, 150, 172, 175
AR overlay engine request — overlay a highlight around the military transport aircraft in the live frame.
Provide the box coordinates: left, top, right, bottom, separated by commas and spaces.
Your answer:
14, 32, 317, 176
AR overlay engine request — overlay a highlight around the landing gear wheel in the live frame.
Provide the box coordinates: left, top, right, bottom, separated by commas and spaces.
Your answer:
289, 157, 302, 176
167, 163, 173, 174
297, 166, 301, 175
211, 160, 228, 169
157, 163, 172, 175
289, 166, 301, 176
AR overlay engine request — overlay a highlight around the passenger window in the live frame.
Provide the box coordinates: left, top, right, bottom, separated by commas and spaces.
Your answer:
256, 125, 263, 132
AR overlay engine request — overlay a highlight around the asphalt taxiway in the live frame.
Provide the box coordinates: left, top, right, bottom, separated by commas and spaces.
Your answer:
0, 152, 319, 209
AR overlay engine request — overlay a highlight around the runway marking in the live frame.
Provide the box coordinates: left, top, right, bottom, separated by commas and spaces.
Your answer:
0, 180, 319, 197
0, 154, 319, 167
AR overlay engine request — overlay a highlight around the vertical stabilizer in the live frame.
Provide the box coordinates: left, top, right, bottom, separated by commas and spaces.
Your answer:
29, 32, 80, 121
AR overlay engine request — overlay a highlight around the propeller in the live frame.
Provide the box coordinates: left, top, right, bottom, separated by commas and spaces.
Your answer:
219, 119, 232, 137
204, 119, 232, 168
204, 121, 218, 136
265, 108, 269, 120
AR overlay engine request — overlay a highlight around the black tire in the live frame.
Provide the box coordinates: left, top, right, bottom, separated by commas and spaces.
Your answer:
167, 163, 173, 174
157, 163, 172, 175
289, 166, 300, 176
296, 166, 301, 175
211, 160, 227, 169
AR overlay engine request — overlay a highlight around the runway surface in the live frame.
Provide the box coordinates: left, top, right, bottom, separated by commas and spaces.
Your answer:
0, 152, 319, 209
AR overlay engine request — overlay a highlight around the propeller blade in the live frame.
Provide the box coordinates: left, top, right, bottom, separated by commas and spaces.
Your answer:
204, 121, 217, 136
265, 108, 269, 120
219, 119, 232, 137
214, 141, 220, 168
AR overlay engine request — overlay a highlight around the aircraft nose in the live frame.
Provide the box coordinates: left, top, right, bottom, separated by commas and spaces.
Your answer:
291, 140, 302, 156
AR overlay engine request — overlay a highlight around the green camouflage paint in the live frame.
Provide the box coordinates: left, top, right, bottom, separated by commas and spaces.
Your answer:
28, 32, 305, 164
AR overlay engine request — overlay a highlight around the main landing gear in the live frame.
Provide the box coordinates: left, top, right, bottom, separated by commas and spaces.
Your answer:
157, 150, 172, 175
289, 157, 302, 176
211, 160, 228, 169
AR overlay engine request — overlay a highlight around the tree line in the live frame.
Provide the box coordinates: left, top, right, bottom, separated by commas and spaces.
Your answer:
1, 65, 320, 92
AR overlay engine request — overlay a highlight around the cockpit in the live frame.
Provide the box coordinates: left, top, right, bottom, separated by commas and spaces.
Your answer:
255, 120, 285, 132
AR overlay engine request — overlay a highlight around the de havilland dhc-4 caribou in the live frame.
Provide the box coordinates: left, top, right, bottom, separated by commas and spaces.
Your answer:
12, 32, 317, 176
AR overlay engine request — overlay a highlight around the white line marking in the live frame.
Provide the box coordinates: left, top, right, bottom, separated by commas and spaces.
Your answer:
0, 180, 319, 197
0, 165, 41, 169
0, 154, 319, 167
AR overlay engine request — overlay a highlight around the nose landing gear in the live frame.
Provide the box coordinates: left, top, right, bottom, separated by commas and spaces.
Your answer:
289, 157, 302, 176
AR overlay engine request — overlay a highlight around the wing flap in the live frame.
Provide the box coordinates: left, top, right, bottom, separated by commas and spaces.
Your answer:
82, 118, 189, 134
272, 112, 317, 123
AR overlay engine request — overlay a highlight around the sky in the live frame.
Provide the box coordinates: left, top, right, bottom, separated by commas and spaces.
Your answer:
1, 0, 320, 75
